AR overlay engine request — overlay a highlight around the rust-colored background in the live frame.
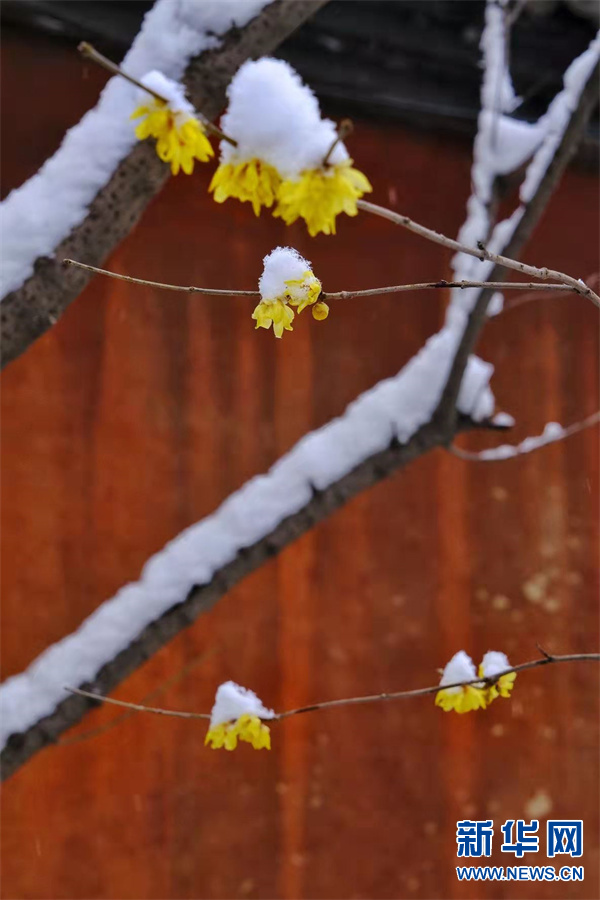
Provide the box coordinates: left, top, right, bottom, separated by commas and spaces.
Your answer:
1, 26, 599, 900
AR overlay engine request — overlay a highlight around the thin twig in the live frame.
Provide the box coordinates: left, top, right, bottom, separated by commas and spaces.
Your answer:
66, 652, 599, 725
357, 199, 600, 308
79, 42, 166, 101
63, 259, 574, 301
323, 118, 353, 166
324, 281, 573, 300
78, 41, 236, 146
59, 648, 215, 746
66, 687, 211, 720
62, 259, 259, 296
450, 411, 600, 462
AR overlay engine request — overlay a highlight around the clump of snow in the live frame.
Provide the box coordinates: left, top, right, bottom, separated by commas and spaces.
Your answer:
210, 681, 274, 727
449, 28, 600, 326
480, 651, 511, 678
218, 58, 348, 178
480, 113, 544, 176
259, 247, 312, 300
439, 651, 478, 691
487, 291, 504, 317
0, 323, 497, 748
0, 0, 268, 299
491, 411, 516, 428
139, 70, 194, 119
475, 421, 566, 460
520, 32, 600, 203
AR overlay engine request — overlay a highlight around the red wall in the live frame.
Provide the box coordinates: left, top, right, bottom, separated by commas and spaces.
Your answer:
1, 26, 599, 900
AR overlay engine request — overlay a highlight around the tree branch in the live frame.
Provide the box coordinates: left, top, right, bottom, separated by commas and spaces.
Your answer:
62, 258, 579, 300
0, 0, 328, 368
435, 54, 600, 434
65, 651, 600, 723
0, 413, 501, 781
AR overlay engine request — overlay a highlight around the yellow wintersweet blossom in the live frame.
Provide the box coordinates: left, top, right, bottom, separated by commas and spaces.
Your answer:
435, 650, 488, 714
312, 300, 329, 321
252, 297, 295, 338
283, 270, 322, 313
479, 651, 517, 702
274, 161, 372, 237
131, 99, 213, 175
205, 713, 271, 751
209, 159, 282, 216
435, 684, 488, 714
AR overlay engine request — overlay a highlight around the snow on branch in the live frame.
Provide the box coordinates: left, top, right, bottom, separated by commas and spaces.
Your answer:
451, 412, 600, 461
0, 0, 327, 367
1, 6, 597, 782
448, 13, 600, 328
0, 333, 498, 773
0, 0, 265, 298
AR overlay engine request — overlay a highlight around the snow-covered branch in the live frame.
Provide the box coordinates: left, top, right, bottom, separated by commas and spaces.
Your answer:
0, 0, 327, 367
1, 7, 597, 781
450, 412, 600, 461
0, 331, 502, 779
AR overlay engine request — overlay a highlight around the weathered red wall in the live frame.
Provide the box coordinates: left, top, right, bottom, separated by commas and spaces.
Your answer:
1, 25, 599, 900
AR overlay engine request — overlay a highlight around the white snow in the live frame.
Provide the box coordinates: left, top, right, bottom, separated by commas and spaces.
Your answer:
439, 651, 478, 692
449, 0, 514, 321
473, 421, 567, 460
448, 16, 599, 327
209, 681, 274, 727
259, 246, 314, 300
520, 31, 600, 203
139, 70, 194, 119
479, 113, 544, 176
480, 651, 511, 678
487, 291, 505, 317
0, 327, 496, 747
0, 0, 269, 299
217, 58, 349, 178
491, 411, 516, 428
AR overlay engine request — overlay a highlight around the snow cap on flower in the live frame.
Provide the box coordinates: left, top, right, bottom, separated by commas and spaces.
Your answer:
139, 71, 194, 118
209, 680, 274, 728
479, 651, 511, 679
479, 650, 516, 701
435, 650, 487, 714
206, 682, 274, 751
211, 58, 371, 232
439, 650, 478, 692
253, 247, 323, 337
259, 247, 315, 300
218, 58, 348, 178
131, 70, 213, 175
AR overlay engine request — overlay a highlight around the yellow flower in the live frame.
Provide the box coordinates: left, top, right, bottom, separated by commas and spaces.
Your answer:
479, 665, 517, 702
283, 270, 322, 313
252, 297, 295, 338
274, 161, 372, 237
131, 99, 213, 175
435, 684, 488, 714
205, 713, 271, 751
209, 159, 282, 216
312, 301, 329, 321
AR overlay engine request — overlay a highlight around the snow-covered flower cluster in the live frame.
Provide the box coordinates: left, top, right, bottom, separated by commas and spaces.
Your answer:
435, 650, 516, 714
131, 71, 213, 175
204, 681, 274, 751
210, 58, 372, 235
253, 247, 326, 338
